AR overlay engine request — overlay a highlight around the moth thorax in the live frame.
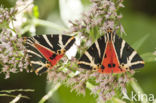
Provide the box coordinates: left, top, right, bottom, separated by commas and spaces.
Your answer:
57, 49, 66, 55
106, 32, 115, 41
106, 28, 115, 41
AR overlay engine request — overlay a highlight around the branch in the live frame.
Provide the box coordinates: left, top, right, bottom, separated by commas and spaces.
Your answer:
39, 83, 61, 103
33, 18, 68, 32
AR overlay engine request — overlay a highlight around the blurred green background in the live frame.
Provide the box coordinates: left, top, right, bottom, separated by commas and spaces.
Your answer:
0, 0, 156, 103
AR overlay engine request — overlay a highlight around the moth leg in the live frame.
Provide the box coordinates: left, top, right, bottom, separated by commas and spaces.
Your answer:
111, 69, 114, 74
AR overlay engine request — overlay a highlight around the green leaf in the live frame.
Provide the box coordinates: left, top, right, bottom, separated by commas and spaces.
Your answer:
112, 98, 126, 103
141, 52, 156, 62
132, 34, 149, 50
33, 5, 39, 18
86, 81, 95, 90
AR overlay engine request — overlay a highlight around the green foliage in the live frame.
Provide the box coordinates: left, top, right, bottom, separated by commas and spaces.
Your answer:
33, 5, 39, 18
132, 34, 149, 50
141, 53, 156, 63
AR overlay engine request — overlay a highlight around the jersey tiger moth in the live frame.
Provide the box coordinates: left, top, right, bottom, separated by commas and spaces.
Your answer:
25, 34, 75, 75
78, 28, 144, 73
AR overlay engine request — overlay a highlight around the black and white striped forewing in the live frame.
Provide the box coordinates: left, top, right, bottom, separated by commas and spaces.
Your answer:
26, 37, 48, 74
78, 35, 107, 70
32, 34, 75, 53
113, 34, 144, 69
26, 34, 75, 75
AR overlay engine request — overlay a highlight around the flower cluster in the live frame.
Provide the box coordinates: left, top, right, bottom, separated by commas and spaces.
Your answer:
90, 72, 133, 102
47, 56, 134, 102
47, 58, 90, 95
0, 0, 34, 79
0, 29, 29, 79
13, 0, 35, 34
0, 6, 17, 25
47, 57, 85, 91
67, 70, 90, 95
69, 0, 126, 39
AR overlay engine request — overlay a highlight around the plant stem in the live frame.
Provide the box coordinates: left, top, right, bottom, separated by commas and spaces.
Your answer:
0, 94, 29, 99
10, 94, 22, 103
39, 83, 61, 103
33, 18, 68, 32
0, 89, 34, 93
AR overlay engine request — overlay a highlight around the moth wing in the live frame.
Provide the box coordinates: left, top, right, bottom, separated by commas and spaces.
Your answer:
32, 34, 75, 52
26, 34, 75, 74
26, 37, 48, 75
78, 35, 107, 70
113, 34, 144, 69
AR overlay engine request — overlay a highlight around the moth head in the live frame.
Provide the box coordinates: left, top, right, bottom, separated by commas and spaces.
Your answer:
106, 27, 113, 33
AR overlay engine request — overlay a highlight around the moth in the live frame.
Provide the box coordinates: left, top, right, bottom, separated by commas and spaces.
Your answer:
78, 28, 144, 73
25, 34, 75, 75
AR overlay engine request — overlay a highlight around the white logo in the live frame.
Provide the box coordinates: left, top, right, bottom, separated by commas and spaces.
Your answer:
122, 91, 155, 102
